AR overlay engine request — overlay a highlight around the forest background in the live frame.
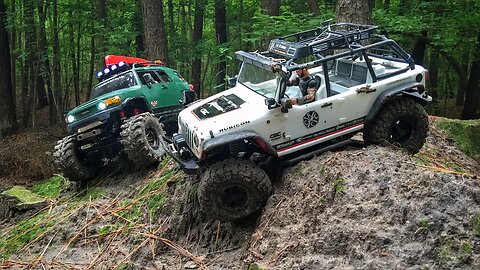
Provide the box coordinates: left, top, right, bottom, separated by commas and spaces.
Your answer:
0, 0, 479, 139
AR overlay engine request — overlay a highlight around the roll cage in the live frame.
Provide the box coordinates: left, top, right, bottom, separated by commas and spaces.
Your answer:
235, 23, 416, 104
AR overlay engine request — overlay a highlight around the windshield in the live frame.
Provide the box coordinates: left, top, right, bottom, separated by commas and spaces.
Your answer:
237, 62, 279, 98
91, 72, 137, 99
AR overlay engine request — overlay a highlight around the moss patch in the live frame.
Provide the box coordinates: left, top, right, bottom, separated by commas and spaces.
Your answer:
433, 118, 480, 162
2, 186, 45, 205
31, 175, 67, 198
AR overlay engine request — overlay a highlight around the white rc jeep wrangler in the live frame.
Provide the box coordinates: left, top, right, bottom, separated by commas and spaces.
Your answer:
163, 23, 432, 221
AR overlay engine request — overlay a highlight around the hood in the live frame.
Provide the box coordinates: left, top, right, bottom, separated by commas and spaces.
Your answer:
67, 85, 141, 122
179, 85, 269, 138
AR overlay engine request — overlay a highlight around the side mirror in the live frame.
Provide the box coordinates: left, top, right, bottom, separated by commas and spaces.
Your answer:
227, 75, 238, 88
264, 98, 277, 110
142, 73, 155, 88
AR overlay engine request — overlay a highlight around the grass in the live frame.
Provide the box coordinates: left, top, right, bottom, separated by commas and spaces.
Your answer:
0, 211, 54, 260
433, 118, 480, 163
419, 219, 429, 228
31, 175, 67, 198
118, 158, 180, 222
334, 177, 346, 195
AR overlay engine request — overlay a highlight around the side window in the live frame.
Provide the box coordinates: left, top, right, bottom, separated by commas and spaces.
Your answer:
137, 70, 162, 85
157, 71, 173, 82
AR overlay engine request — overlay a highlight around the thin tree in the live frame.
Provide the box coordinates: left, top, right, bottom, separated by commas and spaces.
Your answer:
192, 0, 206, 97
461, 32, 480, 119
307, 0, 320, 16
141, 0, 169, 63
0, 0, 17, 138
215, 0, 227, 91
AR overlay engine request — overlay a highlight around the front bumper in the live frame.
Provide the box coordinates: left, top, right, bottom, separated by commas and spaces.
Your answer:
161, 134, 199, 175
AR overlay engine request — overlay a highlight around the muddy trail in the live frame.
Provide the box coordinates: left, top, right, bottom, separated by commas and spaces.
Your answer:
0, 121, 479, 269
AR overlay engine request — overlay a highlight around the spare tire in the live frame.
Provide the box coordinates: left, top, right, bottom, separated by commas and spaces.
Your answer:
197, 158, 273, 221
120, 112, 166, 166
53, 135, 100, 182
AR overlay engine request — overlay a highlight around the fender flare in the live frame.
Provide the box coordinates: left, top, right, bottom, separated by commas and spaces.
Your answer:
365, 82, 431, 124
202, 130, 277, 158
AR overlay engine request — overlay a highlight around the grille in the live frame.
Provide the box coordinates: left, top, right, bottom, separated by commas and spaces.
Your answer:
180, 121, 195, 150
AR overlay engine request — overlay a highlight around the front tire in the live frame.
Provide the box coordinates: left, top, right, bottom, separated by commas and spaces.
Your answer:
120, 112, 166, 166
197, 158, 273, 221
53, 135, 100, 182
363, 98, 428, 154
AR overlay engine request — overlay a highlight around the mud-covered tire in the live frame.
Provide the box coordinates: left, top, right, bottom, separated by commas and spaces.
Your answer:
363, 98, 428, 154
120, 112, 166, 166
53, 135, 100, 182
197, 158, 273, 221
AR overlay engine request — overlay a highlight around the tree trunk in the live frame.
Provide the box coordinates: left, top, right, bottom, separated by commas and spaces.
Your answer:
398, 0, 412, 15
336, 0, 371, 24
0, 0, 17, 138
36, 0, 50, 110
96, 0, 107, 69
141, 0, 169, 63
192, 0, 206, 97
428, 50, 439, 100
51, 0, 63, 124
73, 21, 81, 106
455, 47, 469, 106
9, 0, 16, 114
134, 0, 144, 56
215, 0, 227, 91
86, 35, 96, 101
307, 0, 320, 16
261, 0, 280, 16
22, 0, 35, 127
411, 30, 428, 66
461, 32, 480, 120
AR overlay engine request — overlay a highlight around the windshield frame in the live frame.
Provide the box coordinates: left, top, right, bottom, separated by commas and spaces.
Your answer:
237, 62, 281, 99
91, 71, 138, 99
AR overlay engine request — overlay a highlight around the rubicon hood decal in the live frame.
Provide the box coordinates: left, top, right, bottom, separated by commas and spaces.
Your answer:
192, 94, 246, 120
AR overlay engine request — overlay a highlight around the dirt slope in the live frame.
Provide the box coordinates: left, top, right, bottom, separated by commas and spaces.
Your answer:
0, 122, 479, 269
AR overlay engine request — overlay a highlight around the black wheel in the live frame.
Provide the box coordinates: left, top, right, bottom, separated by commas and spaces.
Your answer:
120, 112, 166, 166
197, 158, 273, 221
363, 98, 428, 154
53, 135, 100, 182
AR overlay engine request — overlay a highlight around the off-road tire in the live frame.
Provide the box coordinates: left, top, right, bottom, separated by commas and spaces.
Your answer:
120, 112, 166, 166
197, 158, 273, 221
53, 135, 99, 182
363, 97, 428, 154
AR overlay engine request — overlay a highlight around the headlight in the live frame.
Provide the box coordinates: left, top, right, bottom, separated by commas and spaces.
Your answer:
104, 96, 122, 106
97, 101, 107, 110
193, 133, 200, 147
67, 115, 75, 123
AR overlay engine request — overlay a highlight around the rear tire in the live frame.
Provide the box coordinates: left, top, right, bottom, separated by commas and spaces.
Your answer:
120, 112, 166, 166
53, 135, 100, 182
197, 158, 273, 221
363, 98, 428, 154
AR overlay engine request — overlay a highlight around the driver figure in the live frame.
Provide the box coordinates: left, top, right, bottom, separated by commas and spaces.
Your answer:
286, 67, 317, 105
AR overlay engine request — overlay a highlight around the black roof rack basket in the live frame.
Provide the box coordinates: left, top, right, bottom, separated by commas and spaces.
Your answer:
268, 23, 377, 59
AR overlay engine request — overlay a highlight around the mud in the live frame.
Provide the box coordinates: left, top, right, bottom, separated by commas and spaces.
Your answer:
1, 121, 479, 269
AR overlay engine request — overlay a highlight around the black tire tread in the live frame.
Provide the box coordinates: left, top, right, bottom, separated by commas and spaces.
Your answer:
197, 158, 273, 221
363, 97, 428, 154
53, 135, 99, 182
120, 112, 166, 166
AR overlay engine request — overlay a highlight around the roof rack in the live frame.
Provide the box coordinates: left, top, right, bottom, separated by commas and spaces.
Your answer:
268, 23, 377, 59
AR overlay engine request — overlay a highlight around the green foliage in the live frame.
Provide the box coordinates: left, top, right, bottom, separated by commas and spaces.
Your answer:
31, 175, 68, 198
334, 177, 346, 195
2, 186, 44, 204
118, 158, 180, 221
81, 187, 106, 201
0, 211, 54, 260
248, 263, 267, 270
433, 118, 480, 162
96, 224, 120, 236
